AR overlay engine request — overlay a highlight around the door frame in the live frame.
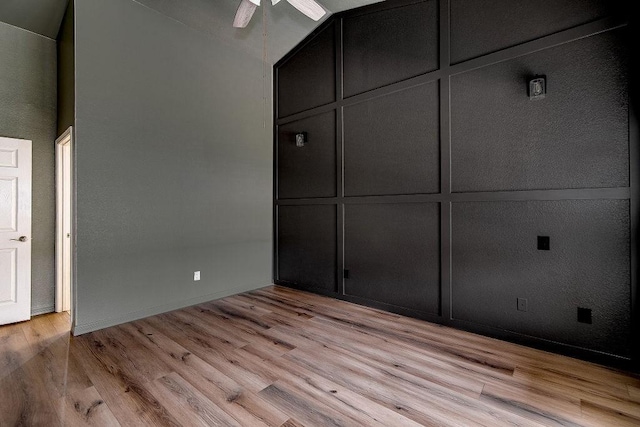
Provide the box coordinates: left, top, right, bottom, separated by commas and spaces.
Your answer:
55, 127, 74, 319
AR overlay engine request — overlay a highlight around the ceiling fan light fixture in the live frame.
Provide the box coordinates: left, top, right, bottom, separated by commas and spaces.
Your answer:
233, 0, 326, 28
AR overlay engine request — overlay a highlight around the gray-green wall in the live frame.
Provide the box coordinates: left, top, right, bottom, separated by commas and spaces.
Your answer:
0, 21, 57, 315
57, 0, 74, 136
73, 0, 273, 333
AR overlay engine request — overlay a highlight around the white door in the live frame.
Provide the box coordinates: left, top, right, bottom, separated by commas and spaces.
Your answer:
0, 137, 32, 325
56, 128, 73, 313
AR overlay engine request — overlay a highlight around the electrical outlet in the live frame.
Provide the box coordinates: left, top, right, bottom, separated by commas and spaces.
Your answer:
577, 307, 592, 324
194, 271, 201, 281
537, 236, 550, 251
517, 298, 528, 312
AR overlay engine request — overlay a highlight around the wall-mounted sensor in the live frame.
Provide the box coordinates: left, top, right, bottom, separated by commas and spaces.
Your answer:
529, 76, 546, 100
295, 132, 308, 148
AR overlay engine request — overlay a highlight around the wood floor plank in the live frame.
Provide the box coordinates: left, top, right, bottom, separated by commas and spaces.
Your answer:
512, 365, 640, 421
513, 365, 632, 401
580, 399, 640, 427
480, 381, 583, 426
293, 317, 488, 397
0, 363, 63, 426
284, 345, 535, 427
48, 311, 71, 335
280, 419, 305, 427
71, 335, 181, 426
259, 380, 358, 427
23, 334, 92, 411
267, 286, 639, 387
142, 315, 274, 393
182, 304, 296, 360
0, 326, 34, 380
146, 372, 243, 426
121, 320, 290, 427
260, 349, 425, 427
171, 307, 251, 348
222, 295, 276, 316
92, 326, 173, 384
58, 385, 121, 426
2, 286, 640, 426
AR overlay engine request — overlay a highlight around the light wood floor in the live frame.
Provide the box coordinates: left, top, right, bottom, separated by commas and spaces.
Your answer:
1, 286, 640, 426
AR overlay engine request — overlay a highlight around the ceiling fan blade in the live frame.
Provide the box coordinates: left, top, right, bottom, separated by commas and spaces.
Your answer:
286, 0, 327, 21
233, 0, 258, 28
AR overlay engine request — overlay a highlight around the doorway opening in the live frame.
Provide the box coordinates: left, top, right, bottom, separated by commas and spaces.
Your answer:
55, 127, 73, 322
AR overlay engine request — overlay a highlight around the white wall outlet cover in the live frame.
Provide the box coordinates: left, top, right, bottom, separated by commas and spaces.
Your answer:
194, 271, 201, 281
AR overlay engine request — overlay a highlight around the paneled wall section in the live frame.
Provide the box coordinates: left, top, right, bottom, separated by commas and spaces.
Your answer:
274, 0, 636, 368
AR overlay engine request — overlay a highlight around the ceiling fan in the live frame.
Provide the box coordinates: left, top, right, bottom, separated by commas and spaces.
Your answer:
233, 0, 327, 28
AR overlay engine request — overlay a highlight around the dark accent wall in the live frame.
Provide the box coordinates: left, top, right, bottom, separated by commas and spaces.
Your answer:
0, 21, 57, 315
274, 0, 637, 368
57, 0, 74, 137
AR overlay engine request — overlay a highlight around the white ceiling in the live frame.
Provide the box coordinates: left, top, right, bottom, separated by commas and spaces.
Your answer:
0, 0, 68, 39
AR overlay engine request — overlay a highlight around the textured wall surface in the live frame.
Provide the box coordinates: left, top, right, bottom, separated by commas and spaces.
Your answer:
344, 83, 440, 196
73, 0, 273, 332
278, 205, 337, 292
343, 0, 439, 97
0, 22, 57, 315
450, 0, 620, 63
278, 23, 336, 118
451, 29, 629, 193
452, 200, 631, 357
278, 111, 337, 199
274, 0, 635, 366
57, 0, 74, 136
345, 203, 440, 314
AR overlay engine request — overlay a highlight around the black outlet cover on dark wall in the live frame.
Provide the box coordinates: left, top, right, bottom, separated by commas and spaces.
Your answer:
537, 236, 550, 250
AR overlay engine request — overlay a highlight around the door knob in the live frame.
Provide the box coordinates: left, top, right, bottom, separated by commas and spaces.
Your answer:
11, 236, 28, 242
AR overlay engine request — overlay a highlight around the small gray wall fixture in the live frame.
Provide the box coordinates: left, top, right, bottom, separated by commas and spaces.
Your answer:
72, 0, 273, 333
0, 21, 57, 315
274, 0, 638, 369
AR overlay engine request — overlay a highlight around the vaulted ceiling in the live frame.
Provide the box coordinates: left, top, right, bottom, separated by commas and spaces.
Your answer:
133, 0, 384, 62
0, 0, 383, 61
0, 0, 68, 39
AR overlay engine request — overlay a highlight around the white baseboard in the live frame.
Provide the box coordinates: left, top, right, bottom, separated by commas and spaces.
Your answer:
32, 305, 55, 316
71, 282, 272, 336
